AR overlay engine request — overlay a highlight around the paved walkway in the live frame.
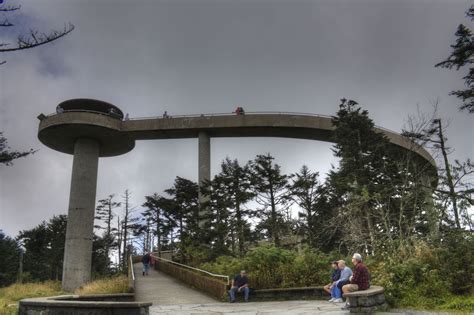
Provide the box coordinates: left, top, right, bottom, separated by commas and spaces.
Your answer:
149, 300, 349, 315
134, 264, 448, 315
134, 263, 217, 305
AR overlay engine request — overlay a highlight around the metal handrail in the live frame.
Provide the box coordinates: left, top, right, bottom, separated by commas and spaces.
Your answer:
150, 253, 229, 285
43, 110, 406, 137
129, 255, 135, 282
46, 109, 123, 119
127, 111, 334, 121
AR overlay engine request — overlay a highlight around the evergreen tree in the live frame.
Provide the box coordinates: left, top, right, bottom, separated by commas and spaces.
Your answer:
95, 194, 120, 270
210, 158, 255, 256
0, 132, 35, 166
143, 193, 173, 254
287, 165, 325, 248
251, 153, 289, 247
0, 230, 21, 286
435, 5, 474, 113
161, 177, 199, 262
120, 189, 138, 271
327, 99, 430, 252
17, 215, 67, 281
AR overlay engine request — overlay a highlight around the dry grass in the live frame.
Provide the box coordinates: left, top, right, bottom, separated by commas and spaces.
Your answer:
0, 281, 63, 314
74, 275, 129, 295
0, 276, 129, 314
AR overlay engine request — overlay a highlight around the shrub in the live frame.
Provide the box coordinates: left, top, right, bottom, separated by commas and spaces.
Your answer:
199, 237, 473, 312
200, 245, 334, 289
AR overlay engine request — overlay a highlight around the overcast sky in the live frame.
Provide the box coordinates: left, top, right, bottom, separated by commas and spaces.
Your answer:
1, 0, 472, 238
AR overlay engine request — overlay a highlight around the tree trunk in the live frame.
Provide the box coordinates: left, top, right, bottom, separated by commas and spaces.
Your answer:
269, 187, 280, 247
236, 201, 245, 256
437, 119, 461, 228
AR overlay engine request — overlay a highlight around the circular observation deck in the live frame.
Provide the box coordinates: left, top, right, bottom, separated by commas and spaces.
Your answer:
39, 99, 135, 157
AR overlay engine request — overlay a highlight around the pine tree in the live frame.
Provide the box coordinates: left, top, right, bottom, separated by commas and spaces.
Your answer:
120, 190, 138, 271
287, 165, 325, 248
162, 177, 199, 262
251, 153, 289, 247
0, 230, 21, 286
142, 193, 175, 254
0, 132, 35, 166
435, 5, 474, 113
17, 215, 67, 281
211, 158, 255, 256
95, 194, 120, 270
329, 99, 398, 252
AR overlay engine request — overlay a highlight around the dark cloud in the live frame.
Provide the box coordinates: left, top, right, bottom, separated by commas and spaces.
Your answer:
1, 0, 472, 237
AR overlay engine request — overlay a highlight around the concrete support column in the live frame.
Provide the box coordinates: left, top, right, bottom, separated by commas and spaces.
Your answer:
62, 138, 100, 292
198, 131, 211, 227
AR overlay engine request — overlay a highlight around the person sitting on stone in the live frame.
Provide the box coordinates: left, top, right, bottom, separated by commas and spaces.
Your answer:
229, 270, 250, 302
324, 261, 340, 297
329, 260, 352, 303
341, 253, 370, 310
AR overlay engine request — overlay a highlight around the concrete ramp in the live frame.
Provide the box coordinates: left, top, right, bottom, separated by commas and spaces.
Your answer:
133, 263, 217, 305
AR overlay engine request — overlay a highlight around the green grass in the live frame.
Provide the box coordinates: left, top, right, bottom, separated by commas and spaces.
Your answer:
439, 295, 474, 312
394, 294, 474, 313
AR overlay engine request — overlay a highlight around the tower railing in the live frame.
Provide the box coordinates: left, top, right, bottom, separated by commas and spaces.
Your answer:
43, 110, 404, 136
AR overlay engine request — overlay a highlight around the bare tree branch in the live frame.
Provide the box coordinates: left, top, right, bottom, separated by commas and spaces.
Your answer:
0, 23, 74, 53
0, 19, 13, 27
0, 4, 21, 12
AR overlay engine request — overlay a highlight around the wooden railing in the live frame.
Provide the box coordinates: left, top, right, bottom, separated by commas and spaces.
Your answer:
150, 254, 229, 300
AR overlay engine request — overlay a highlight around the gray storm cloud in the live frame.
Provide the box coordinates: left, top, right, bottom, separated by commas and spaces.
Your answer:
1, 0, 472, 237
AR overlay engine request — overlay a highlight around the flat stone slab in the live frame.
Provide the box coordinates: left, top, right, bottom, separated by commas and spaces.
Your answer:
19, 294, 152, 315
343, 286, 384, 297
150, 300, 350, 315
149, 301, 453, 315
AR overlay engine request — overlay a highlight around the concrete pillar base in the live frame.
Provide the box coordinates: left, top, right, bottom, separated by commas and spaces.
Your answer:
62, 138, 100, 292
198, 131, 211, 228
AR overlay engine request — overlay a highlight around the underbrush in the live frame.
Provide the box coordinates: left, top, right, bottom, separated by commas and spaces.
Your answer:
200, 245, 332, 289
200, 233, 473, 312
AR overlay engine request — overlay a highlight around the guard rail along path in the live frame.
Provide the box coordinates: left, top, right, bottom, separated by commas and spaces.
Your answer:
150, 254, 230, 300
128, 254, 136, 293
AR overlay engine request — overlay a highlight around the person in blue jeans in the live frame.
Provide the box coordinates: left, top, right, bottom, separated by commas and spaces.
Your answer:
229, 270, 249, 302
324, 261, 341, 296
330, 260, 353, 303
142, 251, 151, 276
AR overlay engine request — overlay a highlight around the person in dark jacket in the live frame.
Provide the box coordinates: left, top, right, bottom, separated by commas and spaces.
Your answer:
324, 261, 340, 297
341, 253, 370, 310
229, 270, 250, 302
142, 251, 151, 276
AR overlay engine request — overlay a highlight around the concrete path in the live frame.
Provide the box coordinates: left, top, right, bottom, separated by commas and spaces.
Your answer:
134, 263, 447, 315
133, 263, 217, 305
149, 300, 349, 315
